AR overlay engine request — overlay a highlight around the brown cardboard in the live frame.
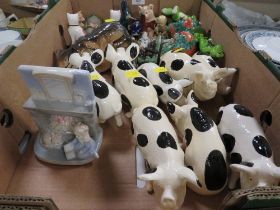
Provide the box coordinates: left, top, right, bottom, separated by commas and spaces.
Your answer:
0, 0, 37, 18
199, 1, 216, 32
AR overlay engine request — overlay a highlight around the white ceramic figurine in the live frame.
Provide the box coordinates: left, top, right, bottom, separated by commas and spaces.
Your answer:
69, 49, 123, 126
217, 104, 280, 189
160, 51, 236, 101
67, 12, 85, 44
138, 63, 193, 105
167, 91, 228, 195
132, 105, 199, 210
105, 43, 158, 116
110, 10, 121, 21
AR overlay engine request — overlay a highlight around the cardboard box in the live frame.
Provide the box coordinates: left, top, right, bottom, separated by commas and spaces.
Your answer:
0, 0, 279, 209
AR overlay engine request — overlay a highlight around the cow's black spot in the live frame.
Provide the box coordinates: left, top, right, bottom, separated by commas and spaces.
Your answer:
185, 129, 192, 146
131, 123, 134, 135
91, 52, 102, 64
234, 104, 253, 117
81, 60, 95, 72
153, 85, 163, 96
167, 102, 175, 114
252, 135, 272, 158
130, 46, 138, 59
168, 88, 181, 100
159, 72, 173, 84
190, 59, 201, 65
138, 69, 147, 78
142, 106, 162, 121
137, 134, 148, 147
216, 110, 223, 125
187, 166, 194, 171
190, 107, 214, 132
205, 150, 227, 191
171, 59, 184, 71
96, 103, 99, 117
121, 94, 132, 109
117, 60, 134, 70
112, 75, 115, 85
160, 61, 166, 67
197, 180, 202, 188
92, 80, 109, 99
230, 153, 242, 164
157, 132, 177, 150
241, 162, 254, 167
221, 134, 235, 153
133, 77, 150, 87
191, 92, 199, 104
208, 58, 217, 68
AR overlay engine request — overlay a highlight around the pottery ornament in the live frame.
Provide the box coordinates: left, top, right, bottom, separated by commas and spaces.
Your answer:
67, 12, 85, 44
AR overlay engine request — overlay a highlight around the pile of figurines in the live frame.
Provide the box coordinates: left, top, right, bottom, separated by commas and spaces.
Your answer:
19, 1, 280, 209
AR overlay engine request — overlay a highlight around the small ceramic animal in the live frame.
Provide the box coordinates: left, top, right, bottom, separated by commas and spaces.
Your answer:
162, 5, 188, 22
167, 91, 228, 195
139, 4, 156, 38
217, 104, 280, 189
67, 12, 85, 44
110, 10, 121, 21
64, 122, 99, 160
105, 43, 158, 116
160, 51, 237, 101
132, 104, 199, 210
155, 15, 167, 36
69, 50, 123, 126
138, 63, 193, 105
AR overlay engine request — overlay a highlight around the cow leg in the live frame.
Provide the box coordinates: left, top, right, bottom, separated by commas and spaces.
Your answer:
228, 171, 239, 189
114, 114, 123, 127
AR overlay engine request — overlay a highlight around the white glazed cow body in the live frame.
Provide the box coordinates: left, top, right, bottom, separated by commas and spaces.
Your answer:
132, 105, 199, 210
217, 104, 280, 189
69, 50, 123, 127
160, 51, 236, 101
166, 91, 228, 195
105, 43, 158, 115
138, 63, 193, 105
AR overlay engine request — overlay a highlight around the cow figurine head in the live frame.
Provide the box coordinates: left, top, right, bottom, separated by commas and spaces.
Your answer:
217, 104, 280, 189
166, 91, 228, 195
160, 51, 236, 101
138, 63, 193, 105
69, 49, 123, 127
106, 43, 158, 115
132, 105, 198, 210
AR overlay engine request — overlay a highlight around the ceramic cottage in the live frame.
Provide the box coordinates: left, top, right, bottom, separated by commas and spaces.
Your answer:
217, 104, 280, 190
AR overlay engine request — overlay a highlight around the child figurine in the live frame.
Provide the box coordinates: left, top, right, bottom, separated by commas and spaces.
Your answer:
63, 122, 99, 160
67, 11, 85, 44
155, 15, 167, 36
139, 4, 156, 39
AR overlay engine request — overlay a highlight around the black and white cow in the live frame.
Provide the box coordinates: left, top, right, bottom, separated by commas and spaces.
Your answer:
132, 104, 199, 210
69, 50, 123, 126
160, 51, 236, 101
217, 104, 280, 189
105, 43, 158, 116
138, 63, 193, 105
167, 90, 228, 195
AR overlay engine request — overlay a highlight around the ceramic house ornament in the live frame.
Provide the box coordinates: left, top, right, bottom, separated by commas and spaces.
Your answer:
69, 50, 123, 127
138, 63, 193, 105
167, 91, 228, 195
132, 105, 199, 210
67, 12, 85, 44
217, 104, 280, 190
160, 51, 237, 101
105, 43, 158, 115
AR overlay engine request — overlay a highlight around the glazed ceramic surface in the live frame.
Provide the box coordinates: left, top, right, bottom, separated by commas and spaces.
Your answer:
0, 29, 22, 50
160, 51, 236, 101
167, 91, 228, 195
67, 13, 85, 44
217, 104, 280, 189
110, 10, 121, 21
105, 43, 158, 113
138, 63, 192, 105
132, 104, 198, 210
69, 50, 123, 127
139, 4, 156, 38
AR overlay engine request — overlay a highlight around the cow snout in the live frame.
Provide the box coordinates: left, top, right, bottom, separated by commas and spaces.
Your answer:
207, 81, 217, 90
161, 198, 176, 210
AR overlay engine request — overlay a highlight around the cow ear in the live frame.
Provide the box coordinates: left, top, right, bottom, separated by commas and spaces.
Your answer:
186, 90, 198, 106
105, 44, 117, 63
213, 68, 237, 80
177, 166, 198, 185
178, 79, 193, 88
69, 53, 83, 68
230, 164, 256, 175
126, 43, 140, 61
90, 49, 104, 66
192, 72, 204, 81
138, 167, 163, 181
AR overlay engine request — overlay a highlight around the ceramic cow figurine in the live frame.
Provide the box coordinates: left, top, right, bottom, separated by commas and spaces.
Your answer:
217, 104, 280, 189
69, 49, 123, 127
166, 91, 228, 195
105, 43, 158, 116
138, 63, 193, 105
132, 105, 199, 210
160, 51, 236, 101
